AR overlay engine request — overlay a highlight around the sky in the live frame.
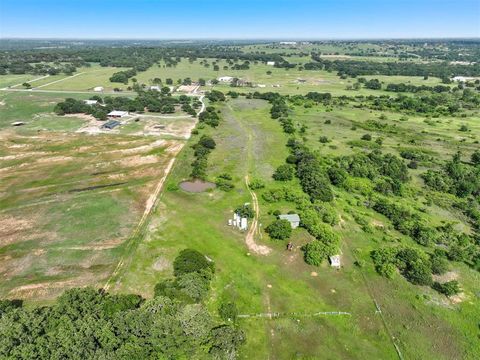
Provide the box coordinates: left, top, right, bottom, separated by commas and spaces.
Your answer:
0, 0, 479, 39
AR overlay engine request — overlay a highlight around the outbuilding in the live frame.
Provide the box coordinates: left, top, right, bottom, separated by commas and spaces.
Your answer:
84, 99, 98, 105
218, 76, 234, 82
93, 86, 104, 92
102, 120, 121, 129
278, 214, 300, 229
267, 61, 275, 66
149, 85, 161, 91
107, 110, 129, 118
329, 255, 341, 268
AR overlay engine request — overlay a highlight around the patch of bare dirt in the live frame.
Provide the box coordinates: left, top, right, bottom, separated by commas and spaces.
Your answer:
64, 113, 96, 121
117, 155, 159, 167
0, 215, 34, 247
153, 256, 171, 271
432, 271, 458, 283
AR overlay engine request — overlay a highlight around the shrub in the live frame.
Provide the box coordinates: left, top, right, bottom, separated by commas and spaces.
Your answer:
272, 164, 295, 181
265, 219, 292, 240
173, 249, 214, 277
302, 240, 335, 266
319, 136, 329, 143
249, 178, 265, 190
235, 204, 254, 219
361, 134, 372, 141
432, 280, 460, 297
218, 301, 238, 322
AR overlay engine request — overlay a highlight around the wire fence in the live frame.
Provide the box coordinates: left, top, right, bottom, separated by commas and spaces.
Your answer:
238, 311, 352, 319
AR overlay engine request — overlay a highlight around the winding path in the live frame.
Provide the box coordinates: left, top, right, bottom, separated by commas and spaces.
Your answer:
245, 175, 271, 255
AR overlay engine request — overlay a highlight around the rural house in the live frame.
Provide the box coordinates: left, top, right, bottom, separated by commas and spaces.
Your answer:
279, 214, 300, 229
107, 110, 129, 118
218, 76, 234, 82
102, 120, 121, 129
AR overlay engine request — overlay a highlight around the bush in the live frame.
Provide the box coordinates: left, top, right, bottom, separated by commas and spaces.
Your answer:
173, 249, 215, 277
302, 240, 335, 266
215, 177, 235, 191
235, 204, 254, 219
319, 136, 329, 143
361, 134, 372, 141
432, 280, 460, 297
218, 301, 238, 322
272, 164, 295, 181
265, 219, 292, 240
249, 177, 265, 190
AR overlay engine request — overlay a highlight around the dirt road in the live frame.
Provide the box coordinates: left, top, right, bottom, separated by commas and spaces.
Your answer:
245, 175, 271, 255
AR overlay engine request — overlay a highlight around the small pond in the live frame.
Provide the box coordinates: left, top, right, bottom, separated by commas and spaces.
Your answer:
179, 180, 216, 193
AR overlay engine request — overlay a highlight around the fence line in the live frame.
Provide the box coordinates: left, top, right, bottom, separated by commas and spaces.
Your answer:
238, 311, 352, 319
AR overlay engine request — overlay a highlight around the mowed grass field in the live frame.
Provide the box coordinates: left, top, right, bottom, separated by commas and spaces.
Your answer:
0, 129, 187, 301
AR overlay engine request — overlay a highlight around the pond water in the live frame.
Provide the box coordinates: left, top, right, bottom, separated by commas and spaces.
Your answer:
179, 180, 216, 193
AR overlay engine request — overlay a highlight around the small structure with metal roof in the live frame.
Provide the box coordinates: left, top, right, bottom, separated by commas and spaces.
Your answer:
278, 214, 300, 229
84, 99, 98, 105
107, 110, 128, 118
329, 255, 341, 268
102, 120, 121, 130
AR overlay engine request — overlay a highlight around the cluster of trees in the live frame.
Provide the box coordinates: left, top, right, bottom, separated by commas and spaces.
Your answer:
372, 197, 479, 268
0, 249, 245, 359
199, 107, 221, 127
305, 54, 480, 78
371, 246, 461, 297
206, 90, 226, 102
385, 83, 452, 93
54, 89, 195, 118
333, 150, 409, 196
0, 61, 79, 76
422, 152, 480, 198
54, 97, 109, 120
365, 90, 480, 116
255, 94, 340, 264
191, 135, 216, 180
265, 219, 292, 240
109, 68, 137, 84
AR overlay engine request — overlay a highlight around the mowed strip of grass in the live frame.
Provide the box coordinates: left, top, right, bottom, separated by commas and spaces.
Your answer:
117, 98, 397, 359
0, 131, 181, 301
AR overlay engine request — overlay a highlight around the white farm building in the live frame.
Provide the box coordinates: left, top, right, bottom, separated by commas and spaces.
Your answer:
84, 100, 98, 105
93, 86, 104, 92
107, 110, 129, 118
218, 76, 234, 82
267, 61, 275, 66
329, 255, 341, 268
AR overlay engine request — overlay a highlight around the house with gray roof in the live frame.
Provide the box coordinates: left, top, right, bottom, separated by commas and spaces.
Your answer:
278, 214, 300, 229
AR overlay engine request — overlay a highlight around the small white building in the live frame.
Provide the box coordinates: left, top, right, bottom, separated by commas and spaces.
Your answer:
218, 76, 234, 82
107, 110, 129, 118
240, 217, 248, 231
280, 41, 297, 45
279, 214, 300, 229
257, 84, 266, 88
329, 255, 341, 268
84, 100, 98, 105
267, 61, 275, 66
452, 76, 475, 82
93, 86, 104, 92
149, 85, 161, 91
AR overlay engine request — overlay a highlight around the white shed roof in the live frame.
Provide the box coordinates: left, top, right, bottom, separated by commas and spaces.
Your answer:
279, 214, 300, 223
107, 110, 128, 117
